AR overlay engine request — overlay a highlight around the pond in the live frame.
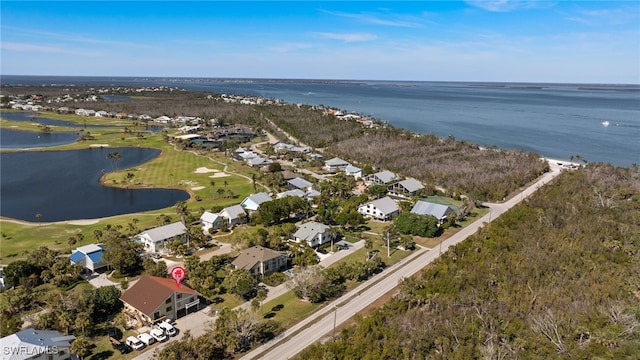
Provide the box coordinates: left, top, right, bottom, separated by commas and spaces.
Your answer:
102, 95, 131, 101
1, 111, 117, 129
0, 128, 80, 149
0, 147, 190, 222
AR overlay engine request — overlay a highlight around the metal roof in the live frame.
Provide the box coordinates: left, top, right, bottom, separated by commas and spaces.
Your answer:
410, 201, 454, 219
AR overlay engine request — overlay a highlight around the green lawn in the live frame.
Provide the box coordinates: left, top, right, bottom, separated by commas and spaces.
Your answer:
259, 291, 321, 328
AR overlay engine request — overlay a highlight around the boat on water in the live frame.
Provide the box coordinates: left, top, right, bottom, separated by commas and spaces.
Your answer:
601, 121, 610, 127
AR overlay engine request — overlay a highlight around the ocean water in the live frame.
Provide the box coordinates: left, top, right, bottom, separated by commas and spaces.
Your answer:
3, 76, 639, 167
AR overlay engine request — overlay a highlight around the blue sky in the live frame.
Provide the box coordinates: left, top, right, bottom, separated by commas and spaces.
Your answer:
1, 1, 639, 83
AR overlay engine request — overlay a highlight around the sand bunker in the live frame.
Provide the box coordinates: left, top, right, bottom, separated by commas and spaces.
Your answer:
90, 144, 110, 147
191, 186, 206, 191
194, 167, 220, 174
209, 172, 230, 178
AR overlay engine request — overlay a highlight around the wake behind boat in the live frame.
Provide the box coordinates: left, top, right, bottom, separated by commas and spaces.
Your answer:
602, 120, 610, 127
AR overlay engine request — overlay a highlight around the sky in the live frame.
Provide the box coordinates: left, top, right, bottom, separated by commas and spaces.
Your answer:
1, 1, 639, 83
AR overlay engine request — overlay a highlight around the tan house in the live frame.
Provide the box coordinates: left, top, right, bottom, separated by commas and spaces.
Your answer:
232, 246, 287, 279
120, 275, 200, 326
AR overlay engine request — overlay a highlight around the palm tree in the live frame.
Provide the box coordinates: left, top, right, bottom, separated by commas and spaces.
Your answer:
35, 213, 42, 226
106, 152, 122, 172
175, 201, 189, 224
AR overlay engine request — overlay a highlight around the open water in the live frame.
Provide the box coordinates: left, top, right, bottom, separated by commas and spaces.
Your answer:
3, 75, 639, 167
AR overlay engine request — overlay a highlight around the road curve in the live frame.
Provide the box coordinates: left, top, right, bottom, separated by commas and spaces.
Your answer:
241, 161, 562, 360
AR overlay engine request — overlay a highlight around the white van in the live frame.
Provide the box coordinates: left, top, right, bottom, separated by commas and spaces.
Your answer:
150, 328, 168, 342
137, 332, 156, 346
158, 321, 177, 337
125, 336, 145, 350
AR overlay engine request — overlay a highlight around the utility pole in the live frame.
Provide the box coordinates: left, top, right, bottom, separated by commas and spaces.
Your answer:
386, 231, 390, 257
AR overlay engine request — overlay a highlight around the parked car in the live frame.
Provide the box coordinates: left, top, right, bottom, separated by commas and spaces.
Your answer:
109, 337, 131, 354
158, 320, 177, 337
150, 328, 168, 342
108, 327, 121, 340
137, 332, 156, 346
125, 336, 145, 351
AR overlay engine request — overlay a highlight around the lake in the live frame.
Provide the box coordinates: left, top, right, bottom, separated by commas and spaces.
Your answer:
0, 128, 80, 149
0, 147, 189, 222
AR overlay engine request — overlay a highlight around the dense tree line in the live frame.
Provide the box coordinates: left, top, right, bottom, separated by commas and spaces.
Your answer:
298, 163, 640, 359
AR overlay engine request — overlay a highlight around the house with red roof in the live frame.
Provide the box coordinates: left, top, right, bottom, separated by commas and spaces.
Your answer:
120, 275, 201, 326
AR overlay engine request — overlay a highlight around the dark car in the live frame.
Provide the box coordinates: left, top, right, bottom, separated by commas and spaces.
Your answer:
110, 337, 131, 354
108, 327, 120, 339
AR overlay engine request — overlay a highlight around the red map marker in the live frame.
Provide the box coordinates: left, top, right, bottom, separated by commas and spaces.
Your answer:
170, 266, 186, 288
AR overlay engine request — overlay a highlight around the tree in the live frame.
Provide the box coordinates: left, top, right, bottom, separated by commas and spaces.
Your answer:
224, 269, 257, 299
393, 212, 440, 238
3, 260, 37, 288
93, 285, 123, 319
70, 336, 92, 360
101, 233, 143, 275
175, 201, 189, 224
213, 308, 259, 353
267, 161, 282, 172
75, 311, 92, 336
288, 265, 331, 303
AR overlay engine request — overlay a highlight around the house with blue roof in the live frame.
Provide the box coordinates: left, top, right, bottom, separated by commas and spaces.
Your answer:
69, 244, 107, 272
0, 328, 76, 360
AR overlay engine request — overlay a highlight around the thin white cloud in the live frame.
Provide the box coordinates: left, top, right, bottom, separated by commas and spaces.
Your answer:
0, 41, 103, 57
465, 0, 555, 12
312, 32, 378, 42
566, 6, 640, 26
2, 25, 152, 49
320, 10, 425, 28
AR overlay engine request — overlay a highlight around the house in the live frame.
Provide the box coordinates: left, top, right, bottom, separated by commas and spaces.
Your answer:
388, 178, 425, 197
293, 221, 333, 247
232, 245, 287, 279
120, 275, 201, 326
344, 165, 362, 179
287, 177, 312, 191
247, 156, 271, 167
364, 170, 399, 186
0, 328, 76, 360
323, 157, 351, 172
135, 222, 188, 252
200, 211, 225, 232
240, 192, 272, 212
410, 201, 455, 224
276, 189, 306, 199
69, 244, 107, 272
219, 205, 247, 228
95, 110, 109, 117
358, 196, 400, 221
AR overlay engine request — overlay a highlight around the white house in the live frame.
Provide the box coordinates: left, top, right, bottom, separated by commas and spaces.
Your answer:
324, 157, 351, 172
0, 328, 76, 360
293, 221, 333, 247
364, 170, 399, 186
241, 192, 272, 212
219, 205, 247, 228
358, 196, 400, 221
200, 211, 225, 232
410, 201, 455, 224
135, 222, 188, 252
344, 165, 362, 179
69, 244, 107, 272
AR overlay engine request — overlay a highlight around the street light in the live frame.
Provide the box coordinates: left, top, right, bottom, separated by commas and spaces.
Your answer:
333, 305, 338, 341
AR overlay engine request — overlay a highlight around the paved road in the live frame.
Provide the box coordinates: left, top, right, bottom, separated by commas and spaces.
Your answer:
240, 160, 563, 360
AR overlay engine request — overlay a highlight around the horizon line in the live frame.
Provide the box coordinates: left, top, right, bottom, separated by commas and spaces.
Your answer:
1, 74, 639, 87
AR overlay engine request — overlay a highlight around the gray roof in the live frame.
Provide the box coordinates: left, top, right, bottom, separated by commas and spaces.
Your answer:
410, 201, 454, 219
293, 221, 330, 242
344, 165, 362, 174
1, 328, 75, 360
325, 157, 350, 166
370, 170, 398, 184
242, 192, 272, 209
288, 177, 312, 189
139, 222, 187, 242
232, 246, 284, 270
367, 196, 400, 215
200, 211, 221, 223
221, 204, 246, 220
277, 189, 306, 199
397, 178, 424, 192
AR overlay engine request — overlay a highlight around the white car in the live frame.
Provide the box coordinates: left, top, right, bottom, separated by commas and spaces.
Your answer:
150, 328, 168, 342
158, 321, 177, 337
137, 332, 156, 346
125, 336, 145, 350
